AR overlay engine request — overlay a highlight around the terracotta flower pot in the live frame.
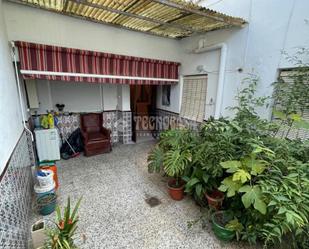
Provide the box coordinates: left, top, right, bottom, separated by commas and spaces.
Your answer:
167, 179, 185, 201
205, 189, 224, 210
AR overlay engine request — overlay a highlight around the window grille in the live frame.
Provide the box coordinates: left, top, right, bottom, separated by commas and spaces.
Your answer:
273, 68, 309, 140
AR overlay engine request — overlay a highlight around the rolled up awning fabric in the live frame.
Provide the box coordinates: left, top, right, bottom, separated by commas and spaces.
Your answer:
15, 41, 180, 85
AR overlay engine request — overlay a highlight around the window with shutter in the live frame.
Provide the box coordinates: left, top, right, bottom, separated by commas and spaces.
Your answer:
273, 68, 309, 140
180, 75, 207, 122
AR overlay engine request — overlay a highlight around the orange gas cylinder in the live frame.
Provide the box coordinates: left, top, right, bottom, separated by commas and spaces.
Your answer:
40, 164, 59, 189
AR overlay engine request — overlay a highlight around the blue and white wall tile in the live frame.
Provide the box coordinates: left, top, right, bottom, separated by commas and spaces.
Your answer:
0, 131, 33, 249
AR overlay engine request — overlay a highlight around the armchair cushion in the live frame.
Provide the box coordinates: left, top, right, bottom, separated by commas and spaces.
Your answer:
88, 132, 107, 142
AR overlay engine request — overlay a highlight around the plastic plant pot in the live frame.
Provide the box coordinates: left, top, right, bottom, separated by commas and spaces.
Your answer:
211, 211, 236, 242
167, 179, 185, 201
37, 193, 57, 216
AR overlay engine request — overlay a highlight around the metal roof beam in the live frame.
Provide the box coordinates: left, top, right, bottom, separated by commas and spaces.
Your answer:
73, 0, 196, 34
151, 0, 245, 27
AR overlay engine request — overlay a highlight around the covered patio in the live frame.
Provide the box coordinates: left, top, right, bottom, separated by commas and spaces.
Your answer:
1, 0, 309, 249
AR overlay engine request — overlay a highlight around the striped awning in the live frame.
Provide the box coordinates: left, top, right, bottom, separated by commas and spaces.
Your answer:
15, 41, 180, 85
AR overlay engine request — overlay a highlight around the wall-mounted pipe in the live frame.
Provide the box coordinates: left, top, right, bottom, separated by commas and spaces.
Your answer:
194, 42, 227, 119
11, 41, 34, 141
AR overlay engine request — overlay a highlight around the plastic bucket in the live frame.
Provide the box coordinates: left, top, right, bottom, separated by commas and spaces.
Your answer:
37, 193, 57, 216
34, 182, 56, 199
40, 165, 59, 189
37, 170, 54, 187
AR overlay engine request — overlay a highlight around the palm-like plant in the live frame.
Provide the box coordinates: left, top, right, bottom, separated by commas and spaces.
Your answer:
148, 129, 194, 187
163, 148, 192, 186
44, 197, 82, 249
148, 145, 164, 174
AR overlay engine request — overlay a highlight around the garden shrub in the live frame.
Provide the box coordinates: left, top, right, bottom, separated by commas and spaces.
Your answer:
189, 74, 309, 247
149, 50, 309, 248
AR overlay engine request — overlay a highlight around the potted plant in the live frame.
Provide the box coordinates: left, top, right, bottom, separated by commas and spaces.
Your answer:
183, 119, 236, 209
31, 220, 47, 249
205, 190, 225, 210
211, 211, 243, 242
44, 197, 82, 249
37, 193, 57, 216
183, 162, 224, 208
164, 147, 191, 200
148, 129, 195, 201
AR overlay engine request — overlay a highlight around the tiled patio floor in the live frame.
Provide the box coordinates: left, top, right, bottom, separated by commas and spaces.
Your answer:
31, 141, 259, 249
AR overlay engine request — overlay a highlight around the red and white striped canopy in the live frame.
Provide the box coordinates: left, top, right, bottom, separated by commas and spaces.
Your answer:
15, 41, 180, 85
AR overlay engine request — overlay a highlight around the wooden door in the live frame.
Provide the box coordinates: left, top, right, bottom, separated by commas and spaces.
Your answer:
130, 85, 156, 142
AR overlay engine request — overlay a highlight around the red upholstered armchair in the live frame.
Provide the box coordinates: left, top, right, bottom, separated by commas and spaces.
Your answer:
80, 113, 112, 156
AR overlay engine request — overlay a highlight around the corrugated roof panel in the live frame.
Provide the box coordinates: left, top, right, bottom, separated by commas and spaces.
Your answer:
127, 2, 184, 22
10, 0, 247, 39
116, 16, 158, 31
151, 25, 190, 38
173, 14, 226, 31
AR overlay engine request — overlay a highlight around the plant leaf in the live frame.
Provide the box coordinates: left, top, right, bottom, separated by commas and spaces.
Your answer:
163, 149, 191, 177
56, 205, 62, 223
233, 169, 251, 183
147, 146, 164, 173
239, 185, 266, 214
220, 161, 242, 173
254, 197, 267, 215
71, 197, 82, 221
195, 183, 203, 198
202, 173, 209, 184
289, 113, 301, 121
251, 160, 267, 175
219, 176, 242, 197
186, 178, 200, 188
273, 110, 286, 120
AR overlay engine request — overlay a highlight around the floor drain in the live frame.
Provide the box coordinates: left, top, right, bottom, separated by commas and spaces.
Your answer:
145, 196, 161, 207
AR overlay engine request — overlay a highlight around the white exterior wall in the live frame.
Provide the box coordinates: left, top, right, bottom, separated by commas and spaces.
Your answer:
181, 49, 221, 119
0, 0, 24, 173
181, 0, 309, 119
156, 83, 183, 113
34, 80, 124, 114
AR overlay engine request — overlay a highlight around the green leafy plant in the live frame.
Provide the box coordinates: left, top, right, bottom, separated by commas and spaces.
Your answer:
219, 145, 273, 215
225, 218, 244, 241
258, 160, 309, 247
214, 71, 309, 247
147, 128, 195, 186
147, 145, 164, 174
272, 48, 309, 139
183, 118, 238, 200
149, 64, 309, 248
231, 76, 274, 138
44, 197, 82, 249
